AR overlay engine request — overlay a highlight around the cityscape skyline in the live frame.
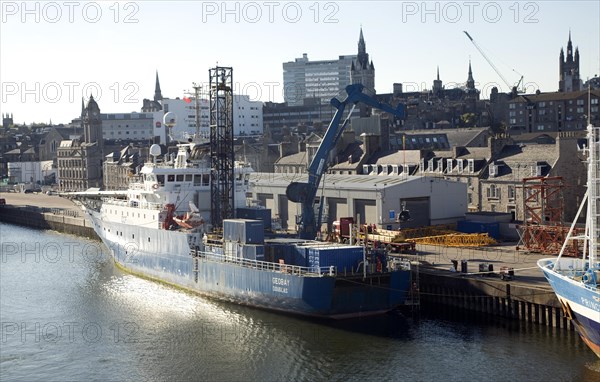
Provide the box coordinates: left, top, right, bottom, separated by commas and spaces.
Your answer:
1, 1, 599, 124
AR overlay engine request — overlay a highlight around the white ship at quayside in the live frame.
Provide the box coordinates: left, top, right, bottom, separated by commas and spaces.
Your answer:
538, 123, 600, 358
73, 141, 413, 319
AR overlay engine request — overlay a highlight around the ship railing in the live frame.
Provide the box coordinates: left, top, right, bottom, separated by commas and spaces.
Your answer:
192, 249, 335, 277
101, 198, 163, 210
128, 183, 145, 190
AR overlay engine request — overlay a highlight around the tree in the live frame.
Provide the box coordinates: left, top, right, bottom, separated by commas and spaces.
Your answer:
460, 113, 476, 127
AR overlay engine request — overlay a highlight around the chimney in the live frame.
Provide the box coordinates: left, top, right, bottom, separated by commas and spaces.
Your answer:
362, 133, 380, 156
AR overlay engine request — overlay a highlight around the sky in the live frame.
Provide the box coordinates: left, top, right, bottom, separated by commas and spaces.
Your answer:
1, 0, 599, 125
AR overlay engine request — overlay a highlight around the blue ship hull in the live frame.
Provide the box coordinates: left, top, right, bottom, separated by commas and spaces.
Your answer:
538, 259, 600, 358
92, 215, 412, 318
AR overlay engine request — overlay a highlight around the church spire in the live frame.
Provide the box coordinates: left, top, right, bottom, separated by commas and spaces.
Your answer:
154, 70, 163, 101
358, 27, 365, 55
466, 60, 475, 89
567, 30, 573, 62
437, 66, 440, 81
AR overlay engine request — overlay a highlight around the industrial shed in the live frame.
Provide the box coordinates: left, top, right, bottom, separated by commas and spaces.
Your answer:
248, 173, 467, 233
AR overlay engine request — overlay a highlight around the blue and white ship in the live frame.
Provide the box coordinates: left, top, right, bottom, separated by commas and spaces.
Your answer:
77, 142, 413, 319
538, 123, 600, 358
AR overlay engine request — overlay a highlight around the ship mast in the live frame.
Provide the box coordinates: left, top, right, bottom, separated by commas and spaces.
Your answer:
587, 123, 599, 266
553, 122, 599, 269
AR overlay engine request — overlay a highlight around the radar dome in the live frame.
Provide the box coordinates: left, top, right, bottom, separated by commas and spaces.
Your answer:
163, 112, 176, 128
149, 144, 162, 157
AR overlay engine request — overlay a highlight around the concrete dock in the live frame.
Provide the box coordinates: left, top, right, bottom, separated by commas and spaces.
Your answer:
0, 192, 96, 239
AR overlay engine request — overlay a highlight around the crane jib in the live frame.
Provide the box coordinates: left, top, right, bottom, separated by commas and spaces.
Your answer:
316, 158, 324, 177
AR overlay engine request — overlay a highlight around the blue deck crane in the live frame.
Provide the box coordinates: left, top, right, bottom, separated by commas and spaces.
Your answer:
286, 84, 405, 239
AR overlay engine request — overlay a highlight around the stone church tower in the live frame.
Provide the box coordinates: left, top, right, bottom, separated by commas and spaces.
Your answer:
57, 96, 104, 191
350, 28, 375, 93
559, 31, 581, 92
83, 95, 103, 151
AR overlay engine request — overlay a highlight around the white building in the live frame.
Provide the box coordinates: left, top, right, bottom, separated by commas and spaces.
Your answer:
233, 95, 263, 137
8, 160, 54, 184
153, 95, 263, 144
283, 53, 356, 106
249, 173, 467, 233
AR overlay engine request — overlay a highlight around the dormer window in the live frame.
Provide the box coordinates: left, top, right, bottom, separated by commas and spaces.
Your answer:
446, 159, 453, 173
419, 158, 425, 173
489, 164, 498, 177
468, 159, 475, 173
427, 158, 435, 172
438, 159, 444, 173
457, 159, 464, 173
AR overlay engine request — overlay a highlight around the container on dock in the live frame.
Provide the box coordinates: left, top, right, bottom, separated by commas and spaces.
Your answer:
456, 220, 500, 239
223, 219, 264, 244
236, 207, 272, 230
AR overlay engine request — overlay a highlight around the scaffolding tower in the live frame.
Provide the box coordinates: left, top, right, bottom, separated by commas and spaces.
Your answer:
517, 176, 583, 256
209, 66, 234, 227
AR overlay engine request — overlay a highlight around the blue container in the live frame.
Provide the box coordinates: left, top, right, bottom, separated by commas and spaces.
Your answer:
223, 219, 265, 244
292, 245, 308, 267
306, 246, 364, 272
269, 243, 295, 265
456, 221, 500, 239
236, 208, 272, 230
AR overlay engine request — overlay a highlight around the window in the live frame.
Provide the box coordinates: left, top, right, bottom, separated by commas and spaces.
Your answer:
509, 103, 516, 109
457, 160, 464, 173
437, 159, 444, 173
168, 175, 175, 182
468, 193, 473, 204
538, 102, 545, 107
577, 107, 584, 113
185, 174, 192, 182
489, 165, 497, 177
446, 159, 453, 173
468, 159, 474, 173
427, 159, 435, 172
538, 109, 546, 115
592, 98, 599, 105
508, 185, 515, 200
577, 99, 584, 105
487, 184, 501, 199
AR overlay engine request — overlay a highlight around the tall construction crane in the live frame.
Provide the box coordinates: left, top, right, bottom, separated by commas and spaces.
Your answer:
286, 84, 405, 239
463, 31, 523, 94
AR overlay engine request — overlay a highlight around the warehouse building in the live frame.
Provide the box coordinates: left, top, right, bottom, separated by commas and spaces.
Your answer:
248, 173, 467, 233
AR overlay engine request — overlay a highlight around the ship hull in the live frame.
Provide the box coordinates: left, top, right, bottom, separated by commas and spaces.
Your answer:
89, 212, 411, 319
538, 259, 600, 358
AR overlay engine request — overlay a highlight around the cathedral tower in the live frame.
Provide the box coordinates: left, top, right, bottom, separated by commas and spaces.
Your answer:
350, 28, 375, 93
559, 31, 581, 92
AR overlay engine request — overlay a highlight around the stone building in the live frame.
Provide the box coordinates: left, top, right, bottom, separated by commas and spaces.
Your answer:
103, 145, 142, 190
57, 96, 104, 191
507, 89, 600, 133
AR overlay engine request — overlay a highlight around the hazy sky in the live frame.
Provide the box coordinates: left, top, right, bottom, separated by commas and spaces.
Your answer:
1, 0, 599, 124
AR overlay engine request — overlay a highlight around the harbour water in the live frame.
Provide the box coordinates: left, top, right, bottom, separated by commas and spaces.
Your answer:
1, 223, 599, 381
